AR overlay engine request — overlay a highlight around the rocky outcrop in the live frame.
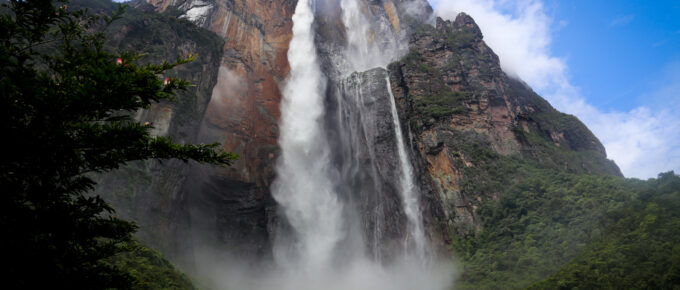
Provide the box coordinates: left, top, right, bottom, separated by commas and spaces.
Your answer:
387, 14, 621, 234
336, 68, 408, 258
123, 0, 296, 261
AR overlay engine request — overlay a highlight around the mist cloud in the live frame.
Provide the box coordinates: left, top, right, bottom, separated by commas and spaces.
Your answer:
432, 0, 680, 178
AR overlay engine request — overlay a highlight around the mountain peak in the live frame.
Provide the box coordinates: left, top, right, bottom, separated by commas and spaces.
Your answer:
435, 12, 483, 40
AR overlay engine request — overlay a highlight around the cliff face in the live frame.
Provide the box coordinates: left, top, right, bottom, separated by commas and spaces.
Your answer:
387, 14, 621, 234
130, 0, 296, 260
80, 0, 224, 265
330, 67, 453, 258
93, 0, 621, 268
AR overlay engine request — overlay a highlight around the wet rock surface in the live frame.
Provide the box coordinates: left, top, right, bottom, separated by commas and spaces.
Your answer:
332, 68, 410, 259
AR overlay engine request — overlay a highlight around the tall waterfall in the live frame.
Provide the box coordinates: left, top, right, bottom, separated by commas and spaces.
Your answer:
245, 0, 453, 288
271, 0, 343, 269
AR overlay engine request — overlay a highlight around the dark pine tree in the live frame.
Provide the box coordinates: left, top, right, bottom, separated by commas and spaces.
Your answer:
0, 0, 236, 288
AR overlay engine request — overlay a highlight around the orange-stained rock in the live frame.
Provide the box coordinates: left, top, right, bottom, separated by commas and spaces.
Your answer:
137, 0, 296, 256
141, 0, 294, 187
383, 1, 400, 34
203, 0, 292, 186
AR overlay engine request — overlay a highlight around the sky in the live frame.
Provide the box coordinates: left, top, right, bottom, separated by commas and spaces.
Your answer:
430, 0, 680, 179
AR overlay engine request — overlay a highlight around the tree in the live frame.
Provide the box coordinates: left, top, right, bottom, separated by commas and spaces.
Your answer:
0, 0, 236, 288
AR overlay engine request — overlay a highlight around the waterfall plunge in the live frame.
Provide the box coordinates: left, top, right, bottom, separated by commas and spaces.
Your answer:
271, 0, 342, 269
226, 0, 456, 289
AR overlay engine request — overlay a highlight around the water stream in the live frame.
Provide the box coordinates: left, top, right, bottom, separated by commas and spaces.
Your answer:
271, 0, 342, 269
385, 75, 427, 259
257, 0, 451, 288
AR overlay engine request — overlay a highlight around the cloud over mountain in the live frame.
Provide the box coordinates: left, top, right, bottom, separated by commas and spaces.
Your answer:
432, 0, 680, 178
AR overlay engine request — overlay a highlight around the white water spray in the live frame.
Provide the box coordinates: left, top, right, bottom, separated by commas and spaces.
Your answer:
182, 0, 456, 288
340, 0, 403, 74
271, 0, 343, 269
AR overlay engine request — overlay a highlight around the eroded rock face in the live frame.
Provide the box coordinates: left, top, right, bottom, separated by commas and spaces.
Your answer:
388, 14, 621, 234
130, 0, 296, 260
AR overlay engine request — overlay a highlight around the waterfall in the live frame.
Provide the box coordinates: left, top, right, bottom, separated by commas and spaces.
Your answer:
244, 0, 453, 288
340, 0, 376, 72
340, 0, 403, 74
271, 0, 343, 269
340, 0, 428, 259
385, 76, 427, 258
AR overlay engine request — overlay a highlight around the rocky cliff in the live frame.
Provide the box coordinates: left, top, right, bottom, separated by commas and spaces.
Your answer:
133, 0, 295, 261
387, 14, 621, 235
75, 0, 225, 266
91, 0, 622, 272
84, 0, 293, 269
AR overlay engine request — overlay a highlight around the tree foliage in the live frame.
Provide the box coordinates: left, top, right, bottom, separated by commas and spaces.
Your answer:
529, 172, 680, 289
451, 163, 680, 289
104, 241, 198, 290
0, 0, 236, 288
451, 167, 634, 289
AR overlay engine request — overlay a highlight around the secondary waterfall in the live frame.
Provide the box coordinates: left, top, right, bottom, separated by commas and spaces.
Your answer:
339, 0, 427, 258
385, 76, 427, 258
339, 0, 403, 74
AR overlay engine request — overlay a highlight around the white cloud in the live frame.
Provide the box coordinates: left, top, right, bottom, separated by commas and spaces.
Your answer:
432, 0, 680, 179
433, 0, 564, 90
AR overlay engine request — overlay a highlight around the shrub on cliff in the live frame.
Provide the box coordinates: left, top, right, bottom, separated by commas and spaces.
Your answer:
0, 0, 235, 288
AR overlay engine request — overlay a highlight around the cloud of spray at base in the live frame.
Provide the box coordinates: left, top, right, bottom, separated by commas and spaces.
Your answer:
192, 248, 456, 290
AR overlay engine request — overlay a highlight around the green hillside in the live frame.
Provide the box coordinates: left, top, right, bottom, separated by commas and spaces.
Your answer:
530, 172, 680, 289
